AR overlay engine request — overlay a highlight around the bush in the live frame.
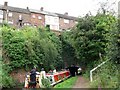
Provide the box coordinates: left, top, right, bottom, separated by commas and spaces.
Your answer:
0, 61, 15, 88
1, 26, 63, 72
41, 78, 52, 88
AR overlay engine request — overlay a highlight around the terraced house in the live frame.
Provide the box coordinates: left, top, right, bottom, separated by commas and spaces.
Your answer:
56, 12, 78, 31
29, 7, 45, 27
0, 2, 31, 28
0, 2, 78, 32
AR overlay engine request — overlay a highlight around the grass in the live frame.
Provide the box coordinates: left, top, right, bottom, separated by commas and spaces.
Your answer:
54, 76, 78, 88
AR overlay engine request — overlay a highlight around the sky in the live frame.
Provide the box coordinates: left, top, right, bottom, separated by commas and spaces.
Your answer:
0, 0, 118, 17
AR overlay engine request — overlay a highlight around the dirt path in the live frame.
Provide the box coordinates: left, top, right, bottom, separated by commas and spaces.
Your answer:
73, 76, 90, 88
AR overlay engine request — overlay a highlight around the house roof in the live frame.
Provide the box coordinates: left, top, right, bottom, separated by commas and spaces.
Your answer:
0, 5, 3, 9
30, 9, 58, 17
0, 4, 78, 20
55, 13, 78, 21
8, 6, 30, 14
29, 9, 46, 14
0, 5, 30, 14
44, 11, 58, 17
30, 9, 78, 20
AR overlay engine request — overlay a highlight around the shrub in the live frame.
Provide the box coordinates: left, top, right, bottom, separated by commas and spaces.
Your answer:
1, 26, 63, 72
0, 61, 15, 88
41, 78, 52, 88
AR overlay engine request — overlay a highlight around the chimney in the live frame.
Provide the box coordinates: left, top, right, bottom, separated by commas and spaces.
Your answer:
26, 7, 29, 10
40, 7, 44, 11
4, 2, 8, 6
64, 12, 68, 15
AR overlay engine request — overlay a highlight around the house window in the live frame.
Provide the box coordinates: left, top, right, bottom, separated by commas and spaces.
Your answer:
64, 19, 69, 23
54, 18, 58, 23
0, 19, 2, 23
46, 24, 50, 28
8, 20, 13, 24
0, 10, 3, 19
24, 22, 30, 26
47, 16, 50, 22
0, 10, 3, 15
32, 15, 36, 18
75, 21, 78, 24
8, 12, 12, 17
0, 15, 3, 19
38, 16, 42, 19
19, 15, 22, 20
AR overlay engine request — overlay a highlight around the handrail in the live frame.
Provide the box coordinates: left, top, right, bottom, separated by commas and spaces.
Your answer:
90, 53, 109, 82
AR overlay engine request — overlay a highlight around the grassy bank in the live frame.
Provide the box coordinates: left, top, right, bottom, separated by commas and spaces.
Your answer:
54, 76, 78, 88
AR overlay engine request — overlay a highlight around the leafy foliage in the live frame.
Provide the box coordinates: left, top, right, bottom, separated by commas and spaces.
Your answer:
90, 61, 119, 88
69, 14, 117, 67
0, 61, 15, 88
2, 26, 63, 72
60, 32, 77, 67
41, 78, 52, 88
61, 13, 119, 88
116, 18, 120, 64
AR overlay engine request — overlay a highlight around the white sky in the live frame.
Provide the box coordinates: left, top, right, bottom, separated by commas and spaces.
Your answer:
0, 0, 118, 17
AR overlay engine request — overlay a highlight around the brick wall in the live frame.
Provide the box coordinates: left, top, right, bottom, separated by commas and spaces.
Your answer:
59, 18, 76, 30
31, 12, 45, 27
7, 11, 31, 27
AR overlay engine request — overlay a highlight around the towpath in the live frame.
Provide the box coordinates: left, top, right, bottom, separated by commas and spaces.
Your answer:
73, 76, 89, 88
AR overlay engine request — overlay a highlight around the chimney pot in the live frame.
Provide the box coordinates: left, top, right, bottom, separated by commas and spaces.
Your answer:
64, 12, 68, 15
40, 7, 44, 11
4, 2, 8, 6
27, 7, 29, 10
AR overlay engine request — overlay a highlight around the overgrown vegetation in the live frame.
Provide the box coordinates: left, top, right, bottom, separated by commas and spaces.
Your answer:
60, 32, 77, 67
0, 61, 15, 88
1, 25, 63, 88
61, 12, 119, 88
2, 26, 63, 72
41, 78, 52, 88
90, 61, 119, 88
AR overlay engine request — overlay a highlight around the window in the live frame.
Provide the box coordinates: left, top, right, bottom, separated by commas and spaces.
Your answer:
26, 23, 30, 25
8, 20, 13, 24
75, 21, 78, 24
8, 12, 12, 17
47, 16, 50, 21
24, 22, 30, 26
46, 24, 50, 28
54, 18, 58, 23
0, 19, 2, 23
32, 15, 36, 18
0, 10, 3, 19
19, 15, 22, 20
0, 15, 3, 19
64, 19, 69, 23
38, 16, 42, 19
0, 10, 3, 15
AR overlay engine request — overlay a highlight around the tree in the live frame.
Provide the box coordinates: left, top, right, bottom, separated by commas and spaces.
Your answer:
70, 13, 117, 68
